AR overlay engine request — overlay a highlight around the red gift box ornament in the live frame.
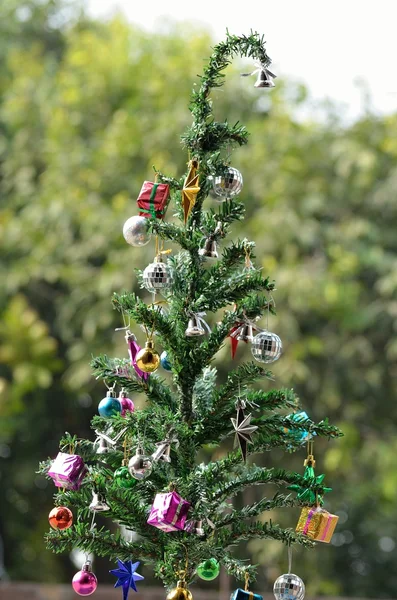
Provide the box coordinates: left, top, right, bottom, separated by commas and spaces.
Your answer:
48, 452, 87, 490
147, 491, 191, 532
137, 181, 170, 220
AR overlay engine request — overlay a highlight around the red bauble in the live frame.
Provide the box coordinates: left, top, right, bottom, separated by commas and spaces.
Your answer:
48, 506, 73, 530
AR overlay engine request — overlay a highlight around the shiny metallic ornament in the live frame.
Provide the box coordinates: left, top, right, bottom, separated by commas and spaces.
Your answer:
128, 446, 153, 480
235, 323, 255, 343
135, 339, 160, 373
142, 256, 173, 293
123, 215, 151, 247
194, 519, 205, 536
48, 506, 73, 530
95, 437, 110, 454
98, 390, 122, 418
199, 237, 218, 259
255, 68, 276, 88
196, 558, 220, 581
185, 315, 205, 337
212, 167, 243, 200
72, 561, 98, 596
160, 350, 172, 371
273, 574, 305, 600
114, 464, 136, 489
251, 330, 282, 363
166, 581, 193, 600
89, 490, 110, 512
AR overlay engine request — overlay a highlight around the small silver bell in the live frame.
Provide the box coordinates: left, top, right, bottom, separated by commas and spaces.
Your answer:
159, 445, 171, 463
236, 323, 255, 343
185, 315, 205, 337
95, 437, 110, 454
254, 68, 275, 88
89, 491, 110, 512
199, 237, 218, 259
195, 519, 205, 537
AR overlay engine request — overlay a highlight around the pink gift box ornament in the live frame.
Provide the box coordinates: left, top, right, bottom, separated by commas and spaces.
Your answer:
147, 491, 191, 532
48, 452, 87, 490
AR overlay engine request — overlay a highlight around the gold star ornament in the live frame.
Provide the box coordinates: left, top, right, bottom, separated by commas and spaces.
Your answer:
181, 159, 200, 222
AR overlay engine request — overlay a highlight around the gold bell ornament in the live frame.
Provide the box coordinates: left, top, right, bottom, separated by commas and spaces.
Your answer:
135, 338, 160, 373
166, 580, 193, 600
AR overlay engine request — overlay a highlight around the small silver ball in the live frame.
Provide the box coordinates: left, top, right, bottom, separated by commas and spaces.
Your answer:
123, 216, 151, 247
128, 452, 153, 480
213, 168, 243, 200
251, 330, 282, 363
143, 260, 173, 293
273, 574, 305, 600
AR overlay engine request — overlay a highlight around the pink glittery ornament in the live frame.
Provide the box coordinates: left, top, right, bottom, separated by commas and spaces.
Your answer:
147, 491, 190, 532
119, 392, 135, 417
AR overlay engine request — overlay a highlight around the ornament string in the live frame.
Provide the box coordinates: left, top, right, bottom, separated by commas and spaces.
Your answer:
244, 571, 250, 591
287, 544, 293, 574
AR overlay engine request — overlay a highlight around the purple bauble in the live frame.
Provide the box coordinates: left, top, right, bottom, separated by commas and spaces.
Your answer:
72, 564, 98, 596
120, 396, 135, 417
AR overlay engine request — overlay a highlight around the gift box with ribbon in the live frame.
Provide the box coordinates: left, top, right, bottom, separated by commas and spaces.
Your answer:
48, 452, 87, 490
147, 491, 190, 532
296, 506, 339, 543
230, 588, 263, 600
137, 181, 170, 220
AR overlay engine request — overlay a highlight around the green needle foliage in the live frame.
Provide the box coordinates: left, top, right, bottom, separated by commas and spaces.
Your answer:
42, 32, 342, 590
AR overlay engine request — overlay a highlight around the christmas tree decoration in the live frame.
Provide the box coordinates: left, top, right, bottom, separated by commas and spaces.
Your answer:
181, 159, 200, 222
231, 398, 258, 462
166, 580, 193, 600
89, 490, 110, 512
241, 63, 277, 88
147, 490, 191, 532
128, 445, 153, 480
48, 506, 73, 530
160, 350, 172, 371
42, 32, 342, 596
125, 330, 149, 381
118, 389, 135, 417
142, 255, 173, 293
72, 560, 98, 596
185, 312, 210, 337
212, 167, 243, 200
296, 506, 339, 543
110, 559, 144, 600
196, 558, 220, 581
48, 452, 87, 490
135, 338, 160, 373
283, 411, 316, 444
288, 441, 332, 504
251, 330, 282, 363
137, 180, 170, 220
98, 390, 122, 418
273, 574, 305, 600
123, 215, 151, 247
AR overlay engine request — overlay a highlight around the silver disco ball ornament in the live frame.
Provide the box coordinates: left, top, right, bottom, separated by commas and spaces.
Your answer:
273, 574, 305, 600
123, 215, 151, 247
212, 167, 243, 200
251, 330, 282, 363
142, 256, 173, 293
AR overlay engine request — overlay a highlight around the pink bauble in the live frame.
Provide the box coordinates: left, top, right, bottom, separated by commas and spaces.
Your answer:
120, 397, 135, 417
72, 569, 98, 596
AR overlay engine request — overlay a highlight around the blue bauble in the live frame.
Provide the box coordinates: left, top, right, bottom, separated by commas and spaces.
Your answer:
160, 351, 172, 371
98, 394, 121, 418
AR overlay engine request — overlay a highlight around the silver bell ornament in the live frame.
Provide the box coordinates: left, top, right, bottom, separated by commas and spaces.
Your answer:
199, 237, 218, 259
128, 446, 153, 480
185, 314, 206, 337
273, 574, 305, 600
255, 68, 276, 88
235, 323, 255, 343
89, 490, 110, 512
95, 437, 110, 455
143, 255, 173, 293
212, 167, 243, 200
123, 215, 151, 247
251, 330, 282, 363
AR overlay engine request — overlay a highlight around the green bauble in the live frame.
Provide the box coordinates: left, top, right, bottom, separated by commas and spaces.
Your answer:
114, 466, 136, 489
196, 558, 220, 581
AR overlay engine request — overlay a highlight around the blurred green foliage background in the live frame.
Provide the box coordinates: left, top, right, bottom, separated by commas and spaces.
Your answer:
1, 0, 397, 597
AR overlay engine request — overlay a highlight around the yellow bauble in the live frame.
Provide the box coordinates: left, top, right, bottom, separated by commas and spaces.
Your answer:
166, 581, 193, 600
135, 340, 160, 373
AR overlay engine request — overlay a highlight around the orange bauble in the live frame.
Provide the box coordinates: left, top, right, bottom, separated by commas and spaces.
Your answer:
48, 506, 73, 530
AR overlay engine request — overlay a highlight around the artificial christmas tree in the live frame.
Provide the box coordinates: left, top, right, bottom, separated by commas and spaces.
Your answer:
40, 31, 342, 597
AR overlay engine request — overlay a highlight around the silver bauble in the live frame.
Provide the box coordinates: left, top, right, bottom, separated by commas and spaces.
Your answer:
251, 330, 282, 363
273, 574, 305, 600
128, 447, 153, 480
212, 168, 243, 200
123, 216, 151, 247
143, 257, 173, 293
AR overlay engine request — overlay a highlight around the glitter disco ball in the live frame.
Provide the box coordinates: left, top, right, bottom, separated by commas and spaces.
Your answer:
273, 574, 305, 600
123, 215, 151, 247
142, 259, 173, 293
212, 167, 243, 199
251, 330, 282, 363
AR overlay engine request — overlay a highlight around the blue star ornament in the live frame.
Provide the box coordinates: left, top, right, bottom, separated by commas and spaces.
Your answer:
110, 559, 144, 600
